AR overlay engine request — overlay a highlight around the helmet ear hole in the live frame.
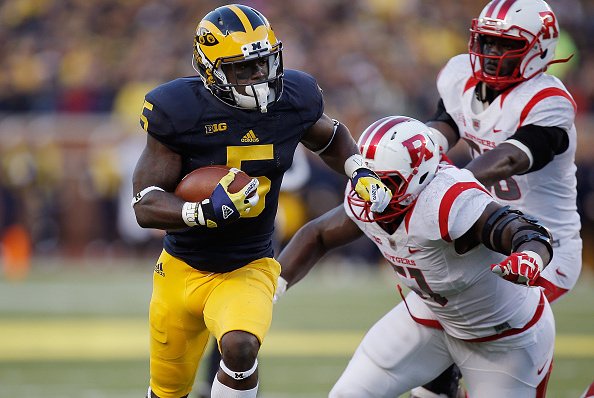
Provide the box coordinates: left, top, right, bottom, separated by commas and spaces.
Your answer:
418, 172, 428, 186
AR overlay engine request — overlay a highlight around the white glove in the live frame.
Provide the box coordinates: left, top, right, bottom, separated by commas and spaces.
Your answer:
273, 276, 288, 303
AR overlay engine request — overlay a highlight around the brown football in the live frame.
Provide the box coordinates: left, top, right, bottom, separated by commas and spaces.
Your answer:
174, 165, 254, 202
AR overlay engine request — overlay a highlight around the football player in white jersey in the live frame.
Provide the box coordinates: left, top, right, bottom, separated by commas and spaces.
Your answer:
414, 0, 582, 395
275, 116, 556, 398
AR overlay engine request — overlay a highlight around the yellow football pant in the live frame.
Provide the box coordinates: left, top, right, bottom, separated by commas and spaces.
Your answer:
149, 250, 280, 398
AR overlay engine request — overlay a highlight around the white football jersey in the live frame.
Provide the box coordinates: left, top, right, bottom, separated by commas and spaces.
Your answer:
345, 165, 542, 340
437, 54, 580, 244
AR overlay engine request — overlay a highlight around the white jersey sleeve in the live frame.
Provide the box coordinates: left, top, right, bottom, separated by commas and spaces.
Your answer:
415, 165, 493, 242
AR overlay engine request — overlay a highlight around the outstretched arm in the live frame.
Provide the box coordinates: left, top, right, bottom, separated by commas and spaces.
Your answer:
463, 201, 553, 286
276, 205, 363, 291
466, 124, 568, 187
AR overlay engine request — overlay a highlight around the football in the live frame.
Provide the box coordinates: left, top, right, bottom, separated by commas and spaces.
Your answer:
174, 165, 254, 202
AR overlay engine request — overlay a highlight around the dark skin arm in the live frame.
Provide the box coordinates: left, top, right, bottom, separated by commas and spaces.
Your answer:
132, 134, 188, 230
464, 143, 530, 188
427, 110, 530, 188
456, 201, 551, 266
301, 113, 359, 175
277, 206, 363, 288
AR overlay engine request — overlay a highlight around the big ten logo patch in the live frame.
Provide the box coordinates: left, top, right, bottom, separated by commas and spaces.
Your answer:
205, 122, 228, 134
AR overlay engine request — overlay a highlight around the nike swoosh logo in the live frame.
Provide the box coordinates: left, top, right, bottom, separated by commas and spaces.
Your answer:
555, 269, 567, 278
537, 359, 549, 375
408, 247, 421, 254
493, 129, 502, 133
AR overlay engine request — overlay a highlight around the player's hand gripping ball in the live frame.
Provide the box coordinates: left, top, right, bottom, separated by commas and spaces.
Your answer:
175, 166, 259, 228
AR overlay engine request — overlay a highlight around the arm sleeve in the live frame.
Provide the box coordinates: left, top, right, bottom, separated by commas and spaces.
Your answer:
427, 99, 460, 140
506, 124, 569, 174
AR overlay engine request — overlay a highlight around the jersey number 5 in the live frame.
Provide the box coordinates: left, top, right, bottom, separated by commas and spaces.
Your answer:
227, 145, 273, 217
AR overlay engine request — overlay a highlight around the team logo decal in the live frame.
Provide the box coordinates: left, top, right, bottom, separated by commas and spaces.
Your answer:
154, 262, 165, 277
401, 134, 434, 168
472, 119, 480, 130
197, 28, 219, 46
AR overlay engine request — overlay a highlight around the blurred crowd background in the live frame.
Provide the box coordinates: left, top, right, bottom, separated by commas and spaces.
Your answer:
1, 0, 593, 277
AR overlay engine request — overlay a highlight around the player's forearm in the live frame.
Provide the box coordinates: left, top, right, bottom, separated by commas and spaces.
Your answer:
133, 191, 189, 230
465, 143, 529, 187
277, 224, 327, 288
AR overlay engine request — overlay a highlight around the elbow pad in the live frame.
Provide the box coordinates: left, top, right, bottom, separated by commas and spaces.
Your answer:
482, 206, 553, 259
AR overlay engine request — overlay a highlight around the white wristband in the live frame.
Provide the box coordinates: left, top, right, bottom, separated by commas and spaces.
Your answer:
181, 202, 199, 227
273, 276, 288, 303
521, 250, 544, 271
131, 186, 164, 207
344, 154, 365, 178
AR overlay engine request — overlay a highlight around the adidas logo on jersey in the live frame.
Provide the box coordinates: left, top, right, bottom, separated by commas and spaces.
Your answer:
241, 130, 259, 143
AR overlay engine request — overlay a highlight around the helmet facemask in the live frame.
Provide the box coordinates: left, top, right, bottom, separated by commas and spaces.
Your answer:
469, 30, 530, 90
469, 0, 562, 91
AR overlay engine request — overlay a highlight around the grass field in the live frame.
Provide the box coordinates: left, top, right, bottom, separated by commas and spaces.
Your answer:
0, 258, 592, 397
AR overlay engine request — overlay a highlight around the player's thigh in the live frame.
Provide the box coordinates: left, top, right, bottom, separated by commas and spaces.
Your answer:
330, 301, 453, 398
452, 302, 555, 398
150, 251, 213, 397
204, 257, 280, 345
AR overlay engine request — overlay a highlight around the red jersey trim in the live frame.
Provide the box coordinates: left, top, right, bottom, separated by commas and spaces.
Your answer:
464, 76, 480, 93
465, 291, 546, 343
518, 87, 577, 127
438, 182, 490, 242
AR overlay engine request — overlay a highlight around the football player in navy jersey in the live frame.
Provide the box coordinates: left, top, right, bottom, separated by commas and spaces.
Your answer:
131, 4, 392, 398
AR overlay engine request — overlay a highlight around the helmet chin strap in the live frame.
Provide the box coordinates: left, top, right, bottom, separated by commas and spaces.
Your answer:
232, 83, 270, 113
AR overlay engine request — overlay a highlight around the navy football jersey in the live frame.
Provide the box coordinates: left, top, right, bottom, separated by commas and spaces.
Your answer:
140, 69, 324, 272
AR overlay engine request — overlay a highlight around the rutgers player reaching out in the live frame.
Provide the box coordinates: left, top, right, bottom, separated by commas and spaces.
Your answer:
410, 0, 583, 395
275, 116, 556, 397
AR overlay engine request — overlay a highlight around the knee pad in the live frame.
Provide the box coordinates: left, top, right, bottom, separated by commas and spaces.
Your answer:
219, 359, 258, 380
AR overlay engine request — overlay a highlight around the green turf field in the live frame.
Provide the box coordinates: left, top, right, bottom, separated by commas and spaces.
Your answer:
0, 259, 592, 397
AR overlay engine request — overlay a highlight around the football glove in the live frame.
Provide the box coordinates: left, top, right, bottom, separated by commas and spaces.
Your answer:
351, 168, 392, 213
198, 168, 259, 228
273, 276, 288, 304
490, 251, 543, 286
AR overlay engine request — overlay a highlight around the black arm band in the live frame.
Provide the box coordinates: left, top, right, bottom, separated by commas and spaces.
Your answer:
511, 229, 554, 260
482, 205, 515, 251
490, 212, 525, 254
509, 124, 569, 174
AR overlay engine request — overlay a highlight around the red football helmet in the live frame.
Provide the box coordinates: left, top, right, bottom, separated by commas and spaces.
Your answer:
347, 116, 440, 223
469, 0, 561, 90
